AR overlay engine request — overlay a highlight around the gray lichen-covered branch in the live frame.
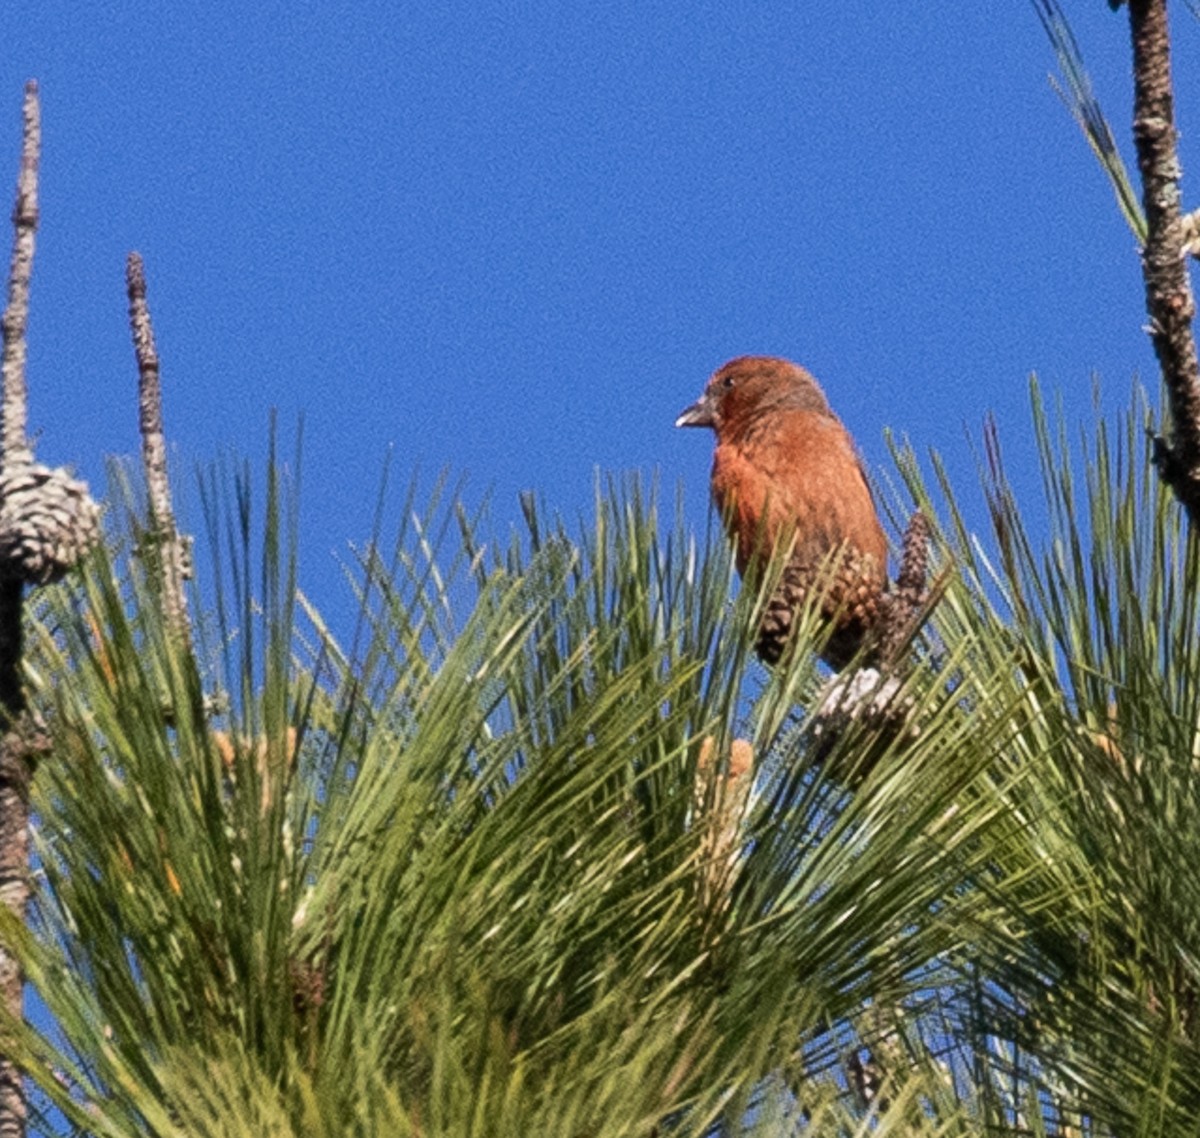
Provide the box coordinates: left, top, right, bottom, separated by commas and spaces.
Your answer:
127, 252, 191, 641
0, 85, 37, 474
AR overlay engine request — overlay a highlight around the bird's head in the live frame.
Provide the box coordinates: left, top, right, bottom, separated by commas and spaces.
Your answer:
675, 356, 832, 438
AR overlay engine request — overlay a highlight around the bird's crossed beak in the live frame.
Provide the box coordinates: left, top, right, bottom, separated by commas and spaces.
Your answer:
675, 392, 715, 429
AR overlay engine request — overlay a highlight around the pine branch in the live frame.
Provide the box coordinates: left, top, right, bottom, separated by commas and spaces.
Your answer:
0, 79, 39, 1138
0, 83, 102, 1138
1126, 0, 1200, 522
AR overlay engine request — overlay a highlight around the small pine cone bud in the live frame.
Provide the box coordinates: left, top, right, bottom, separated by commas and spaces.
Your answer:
876, 511, 932, 664
0, 462, 101, 585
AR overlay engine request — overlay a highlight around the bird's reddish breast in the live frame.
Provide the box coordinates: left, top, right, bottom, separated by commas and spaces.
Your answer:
710, 408, 887, 576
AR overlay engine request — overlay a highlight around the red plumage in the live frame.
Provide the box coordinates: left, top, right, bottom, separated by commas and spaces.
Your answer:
677, 356, 888, 669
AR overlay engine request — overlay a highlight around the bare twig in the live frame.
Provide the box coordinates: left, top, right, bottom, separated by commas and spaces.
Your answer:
0, 83, 36, 471
1126, 0, 1200, 522
127, 252, 191, 642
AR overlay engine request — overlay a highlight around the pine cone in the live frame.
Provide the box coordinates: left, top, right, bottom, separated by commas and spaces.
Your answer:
875, 510, 931, 664
0, 462, 101, 585
756, 550, 886, 670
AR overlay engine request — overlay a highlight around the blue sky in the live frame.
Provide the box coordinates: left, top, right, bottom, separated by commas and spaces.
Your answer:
4, 3, 1189, 632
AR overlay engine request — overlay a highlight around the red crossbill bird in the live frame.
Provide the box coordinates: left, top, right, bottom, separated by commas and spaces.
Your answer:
676, 356, 889, 669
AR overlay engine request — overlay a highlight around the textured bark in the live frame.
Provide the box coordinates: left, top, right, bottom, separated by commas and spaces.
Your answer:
1127, 0, 1200, 522
127, 252, 190, 643
0, 85, 35, 470
0, 83, 40, 1138
0, 663, 30, 1138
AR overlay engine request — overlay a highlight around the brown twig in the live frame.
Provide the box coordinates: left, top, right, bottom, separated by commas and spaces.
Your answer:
1126, 0, 1200, 523
127, 252, 191, 643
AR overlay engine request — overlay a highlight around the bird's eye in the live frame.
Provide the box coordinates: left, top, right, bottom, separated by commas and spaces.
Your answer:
722, 375, 735, 390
